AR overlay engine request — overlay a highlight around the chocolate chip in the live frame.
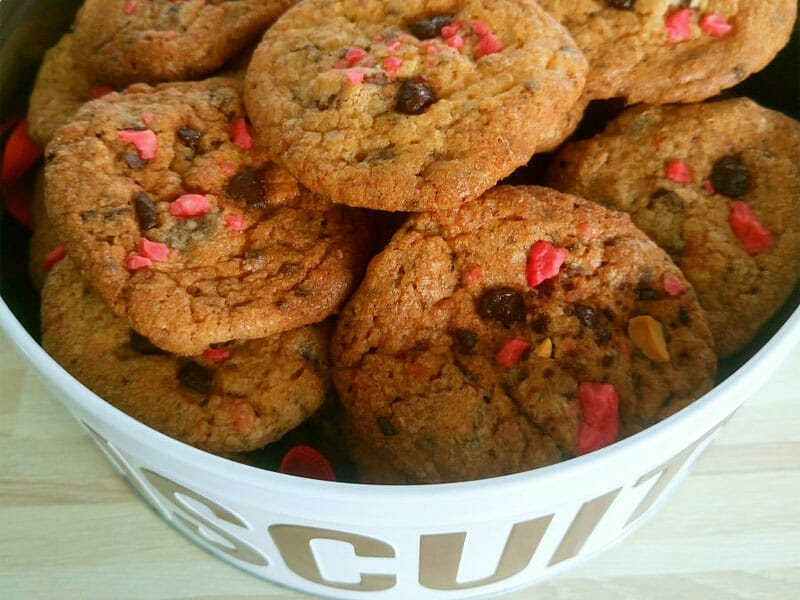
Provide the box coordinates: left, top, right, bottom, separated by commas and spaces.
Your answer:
408, 14, 452, 39
134, 193, 158, 230
601, 354, 614, 367
604, 0, 635, 8
637, 287, 661, 301
377, 417, 397, 436
129, 331, 165, 355
123, 150, 145, 169
574, 304, 595, 329
678, 307, 690, 325
454, 329, 478, 353
477, 287, 526, 326
226, 167, 266, 208
177, 362, 213, 395
176, 126, 203, 150
396, 80, 436, 115
531, 315, 550, 334
710, 155, 750, 198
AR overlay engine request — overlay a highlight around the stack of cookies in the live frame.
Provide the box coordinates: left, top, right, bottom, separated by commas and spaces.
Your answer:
24, 0, 799, 483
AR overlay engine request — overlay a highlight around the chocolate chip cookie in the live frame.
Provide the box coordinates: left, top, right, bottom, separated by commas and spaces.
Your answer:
245, 0, 587, 211
548, 98, 800, 357
45, 78, 371, 355
332, 186, 716, 483
41, 259, 331, 454
72, 0, 295, 87
537, 0, 797, 103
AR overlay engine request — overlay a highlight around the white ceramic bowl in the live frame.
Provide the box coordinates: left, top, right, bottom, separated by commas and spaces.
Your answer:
2, 1, 799, 597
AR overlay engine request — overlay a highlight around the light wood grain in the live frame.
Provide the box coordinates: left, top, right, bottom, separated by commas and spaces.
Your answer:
1, 330, 798, 600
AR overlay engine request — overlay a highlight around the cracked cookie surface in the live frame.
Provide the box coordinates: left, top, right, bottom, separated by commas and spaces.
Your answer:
332, 185, 716, 483
245, 0, 587, 211
42, 259, 331, 454
72, 0, 296, 87
538, 0, 797, 103
45, 78, 371, 355
548, 99, 800, 357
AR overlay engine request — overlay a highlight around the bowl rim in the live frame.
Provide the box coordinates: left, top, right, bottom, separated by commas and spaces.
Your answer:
3, 294, 799, 500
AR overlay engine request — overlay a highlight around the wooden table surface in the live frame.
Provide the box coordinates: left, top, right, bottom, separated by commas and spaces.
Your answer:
1, 329, 798, 600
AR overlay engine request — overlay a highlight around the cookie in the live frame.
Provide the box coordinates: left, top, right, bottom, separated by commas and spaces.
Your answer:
332, 186, 716, 483
244, 0, 587, 211
29, 170, 65, 292
548, 98, 800, 357
45, 78, 371, 355
27, 34, 96, 147
537, 0, 797, 103
41, 259, 331, 454
72, 0, 295, 87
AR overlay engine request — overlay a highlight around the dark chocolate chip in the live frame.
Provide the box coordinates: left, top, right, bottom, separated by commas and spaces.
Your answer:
637, 287, 661, 301
177, 362, 213, 395
408, 14, 452, 39
601, 354, 614, 367
710, 155, 750, 198
134, 193, 158, 230
574, 304, 596, 329
477, 287, 526, 326
123, 150, 145, 169
226, 167, 266, 208
454, 329, 478, 353
377, 417, 397, 436
130, 331, 165, 355
396, 80, 436, 115
604, 0, 635, 8
531, 315, 550, 334
649, 188, 683, 209
176, 126, 203, 150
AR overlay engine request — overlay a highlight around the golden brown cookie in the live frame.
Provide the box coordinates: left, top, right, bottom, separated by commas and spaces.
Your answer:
332, 186, 716, 483
72, 0, 296, 87
42, 259, 331, 454
538, 0, 797, 103
45, 78, 371, 355
548, 98, 800, 357
245, 0, 587, 211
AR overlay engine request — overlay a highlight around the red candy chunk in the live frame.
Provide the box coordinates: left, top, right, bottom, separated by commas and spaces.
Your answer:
346, 69, 365, 85
576, 382, 619, 456
1, 119, 42, 187
446, 35, 465, 50
383, 55, 403, 74
475, 32, 504, 56
230, 118, 253, 150
662, 274, 686, 297
225, 215, 244, 231
700, 14, 732, 37
665, 9, 692, 42
440, 22, 462, 39
43, 246, 67, 271
472, 20, 490, 37
138, 238, 169, 262
345, 47, 367, 67
169, 194, 210, 218
526, 240, 568, 287
203, 347, 231, 363
729, 201, 773, 255
90, 86, 115, 99
496, 338, 530, 368
279, 445, 336, 481
118, 129, 157, 160
665, 159, 691, 184
463, 264, 483, 284
126, 254, 152, 271
701, 179, 716, 195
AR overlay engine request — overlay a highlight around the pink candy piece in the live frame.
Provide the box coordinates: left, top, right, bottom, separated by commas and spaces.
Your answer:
124, 0, 136, 15
472, 20, 490, 37
701, 179, 716, 195
663, 275, 686, 297
463, 265, 484, 284
496, 338, 530, 368
118, 129, 157, 160
665, 159, 692, 184
346, 69, 365, 85
440, 22, 462, 39
386, 40, 403, 52
90, 86, 115, 99
126, 254, 152, 271
383, 55, 403, 74
475, 32, 504, 56
141, 111, 154, 127
203, 347, 231, 363
421, 39, 440, 55
576, 382, 620, 455
345, 47, 367, 67
446, 34, 464, 50
169, 194, 211, 218
225, 215, 244, 231
700, 14, 732, 37
230, 118, 253, 150
138, 238, 169, 262
43, 246, 66, 271
729, 201, 773, 255
526, 240, 568, 287
665, 9, 692, 42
